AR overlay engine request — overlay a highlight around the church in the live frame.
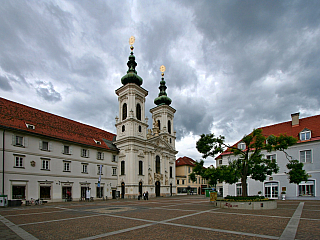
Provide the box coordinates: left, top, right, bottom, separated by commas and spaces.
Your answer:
114, 40, 178, 198
0, 38, 177, 202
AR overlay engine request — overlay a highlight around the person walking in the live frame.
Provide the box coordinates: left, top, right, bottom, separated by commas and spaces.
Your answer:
146, 191, 149, 200
143, 192, 146, 200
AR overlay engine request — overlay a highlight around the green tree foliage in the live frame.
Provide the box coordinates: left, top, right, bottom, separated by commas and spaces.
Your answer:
193, 129, 308, 197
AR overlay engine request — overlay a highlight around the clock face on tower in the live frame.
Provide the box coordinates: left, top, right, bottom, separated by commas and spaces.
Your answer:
160, 65, 166, 73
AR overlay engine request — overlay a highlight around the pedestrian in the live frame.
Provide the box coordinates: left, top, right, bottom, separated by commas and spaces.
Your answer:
146, 191, 149, 200
138, 192, 141, 200
143, 192, 146, 200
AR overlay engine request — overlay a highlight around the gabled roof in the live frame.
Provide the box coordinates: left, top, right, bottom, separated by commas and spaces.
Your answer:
217, 114, 320, 159
0, 97, 117, 151
176, 156, 196, 167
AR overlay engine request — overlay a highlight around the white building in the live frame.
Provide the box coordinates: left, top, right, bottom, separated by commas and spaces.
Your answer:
216, 113, 320, 200
114, 45, 177, 198
0, 97, 118, 202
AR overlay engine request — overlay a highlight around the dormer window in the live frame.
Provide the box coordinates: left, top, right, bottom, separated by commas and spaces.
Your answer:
238, 142, 246, 150
93, 139, 101, 145
300, 130, 311, 141
26, 123, 35, 130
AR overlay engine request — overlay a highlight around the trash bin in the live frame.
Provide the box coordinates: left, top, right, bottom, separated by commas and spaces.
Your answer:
0, 195, 8, 207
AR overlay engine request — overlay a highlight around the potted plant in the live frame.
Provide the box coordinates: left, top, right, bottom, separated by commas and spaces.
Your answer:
281, 191, 286, 200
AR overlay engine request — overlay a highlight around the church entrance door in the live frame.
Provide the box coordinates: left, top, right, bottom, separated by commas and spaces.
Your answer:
121, 182, 125, 198
139, 182, 143, 196
170, 183, 172, 196
155, 181, 160, 197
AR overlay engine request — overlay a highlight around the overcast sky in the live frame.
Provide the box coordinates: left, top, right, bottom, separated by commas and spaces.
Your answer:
1, 0, 320, 166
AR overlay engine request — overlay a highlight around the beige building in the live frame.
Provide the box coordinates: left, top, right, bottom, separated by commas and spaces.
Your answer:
176, 156, 208, 195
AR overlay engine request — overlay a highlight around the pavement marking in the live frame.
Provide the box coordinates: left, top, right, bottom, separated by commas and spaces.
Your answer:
4, 210, 68, 217
210, 210, 291, 219
18, 214, 103, 226
0, 214, 38, 240
279, 202, 304, 240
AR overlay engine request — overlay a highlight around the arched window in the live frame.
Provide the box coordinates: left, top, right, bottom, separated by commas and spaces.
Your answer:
136, 103, 141, 120
168, 120, 171, 134
157, 120, 161, 130
156, 155, 160, 174
122, 125, 125, 132
138, 161, 143, 175
122, 103, 127, 120
121, 161, 125, 175
139, 125, 142, 132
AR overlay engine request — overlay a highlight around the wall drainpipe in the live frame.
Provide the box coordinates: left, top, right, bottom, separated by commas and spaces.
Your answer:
2, 129, 5, 195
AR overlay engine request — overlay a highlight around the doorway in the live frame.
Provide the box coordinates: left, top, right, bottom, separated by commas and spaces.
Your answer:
170, 183, 172, 196
139, 182, 143, 196
155, 181, 160, 197
121, 182, 125, 198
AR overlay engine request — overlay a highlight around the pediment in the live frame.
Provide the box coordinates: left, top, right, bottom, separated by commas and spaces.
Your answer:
147, 135, 174, 151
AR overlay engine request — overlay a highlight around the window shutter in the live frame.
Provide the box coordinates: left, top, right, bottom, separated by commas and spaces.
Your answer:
70, 146, 73, 154
49, 142, 53, 151
62, 145, 64, 154
24, 137, 28, 147
102, 153, 104, 160
12, 135, 15, 145
39, 141, 42, 150
87, 150, 90, 158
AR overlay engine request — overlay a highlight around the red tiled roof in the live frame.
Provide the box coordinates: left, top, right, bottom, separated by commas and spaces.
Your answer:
0, 97, 117, 151
216, 114, 320, 159
176, 156, 196, 167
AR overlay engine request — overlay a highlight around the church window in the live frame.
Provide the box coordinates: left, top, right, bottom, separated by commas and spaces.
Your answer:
157, 120, 161, 130
168, 120, 171, 134
138, 161, 143, 175
170, 166, 173, 178
139, 125, 142, 132
156, 155, 160, 174
121, 161, 125, 175
122, 103, 127, 120
122, 125, 125, 132
136, 103, 141, 120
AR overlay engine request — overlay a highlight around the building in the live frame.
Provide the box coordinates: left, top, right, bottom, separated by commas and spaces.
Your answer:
216, 113, 320, 200
0, 97, 118, 202
176, 156, 208, 195
114, 44, 177, 198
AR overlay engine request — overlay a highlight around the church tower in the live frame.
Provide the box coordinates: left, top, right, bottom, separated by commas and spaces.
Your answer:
115, 37, 177, 199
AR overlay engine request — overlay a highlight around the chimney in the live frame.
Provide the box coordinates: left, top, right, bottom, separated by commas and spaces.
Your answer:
291, 112, 300, 126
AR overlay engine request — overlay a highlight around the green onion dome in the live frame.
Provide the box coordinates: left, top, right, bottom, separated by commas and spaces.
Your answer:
154, 75, 172, 106
121, 46, 143, 86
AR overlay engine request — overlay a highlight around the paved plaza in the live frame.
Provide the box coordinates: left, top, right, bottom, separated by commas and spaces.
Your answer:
0, 195, 319, 240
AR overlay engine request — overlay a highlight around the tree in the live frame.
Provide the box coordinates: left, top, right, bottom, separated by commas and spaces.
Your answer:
193, 128, 309, 197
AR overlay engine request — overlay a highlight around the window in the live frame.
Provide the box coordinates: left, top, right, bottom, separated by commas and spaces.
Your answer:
14, 135, 24, 146
188, 167, 191, 173
14, 156, 24, 168
157, 120, 161, 130
82, 164, 88, 173
182, 180, 185, 185
63, 145, 71, 155
41, 159, 50, 170
300, 150, 312, 163
40, 186, 51, 199
122, 125, 125, 132
121, 161, 125, 175
97, 152, 104, 160
139, 125, 142, 132
81, 149, 89, 158
112, 168, 117, 176
168, 120, 171, 134
63, 161, 71, 172
122, 103, 127, 120
40, 141, 49, 151
156, 156, 160, 174
177, 180, 180, 185
219, 160, 222, 165
266, 154, 276, 161
300, 130, 311, 141
298, 180, 315, 197
139, 160, 143, 175
136, 103, 141, 120
112, 155, 117, 162
96, 187, 104, 198
97, 165, 103, 175
238, 142, 246, 150
12, 186, 26, 199
26, 123, 35, 129
170, 166, 173, 178
236, 183, 242, 196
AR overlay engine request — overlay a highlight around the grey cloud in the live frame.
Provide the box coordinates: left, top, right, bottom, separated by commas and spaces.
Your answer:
36, 81, 62, 102
0, 76, 13, 91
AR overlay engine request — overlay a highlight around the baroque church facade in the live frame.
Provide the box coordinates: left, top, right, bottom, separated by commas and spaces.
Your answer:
114, 44, 177, 198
